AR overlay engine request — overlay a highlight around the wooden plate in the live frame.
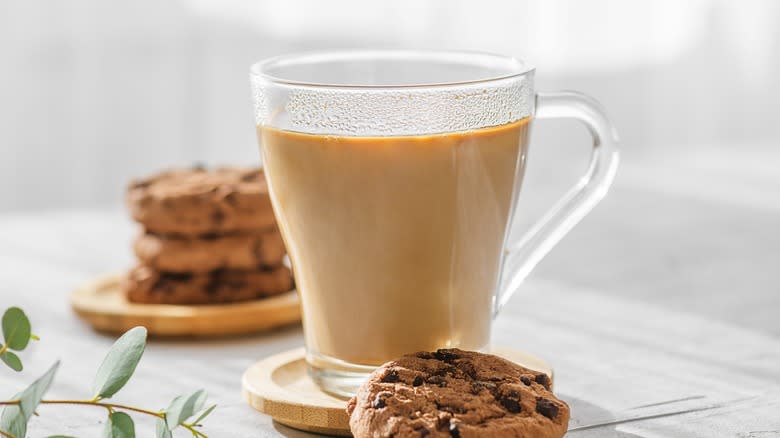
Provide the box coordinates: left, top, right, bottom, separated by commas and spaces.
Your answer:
71, 274, 301, 337
242, 347, 553, 436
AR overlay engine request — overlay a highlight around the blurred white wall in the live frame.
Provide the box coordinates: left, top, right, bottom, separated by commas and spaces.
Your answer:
1, 0, 778, 211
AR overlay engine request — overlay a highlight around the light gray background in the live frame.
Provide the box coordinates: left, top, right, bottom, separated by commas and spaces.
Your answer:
1, 1, 779, 436
1, 0, 778, 212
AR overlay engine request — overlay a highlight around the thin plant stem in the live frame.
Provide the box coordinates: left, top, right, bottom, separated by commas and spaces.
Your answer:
34, 400, 164, 418
182, 423, 207, 437
0, 400, 208, 437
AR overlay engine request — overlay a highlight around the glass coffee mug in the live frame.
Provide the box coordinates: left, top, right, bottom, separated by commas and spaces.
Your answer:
250, 50, 618, 396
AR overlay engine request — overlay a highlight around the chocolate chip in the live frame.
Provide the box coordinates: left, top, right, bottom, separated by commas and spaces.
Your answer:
433, 349, 460, 362
520, 376, 532, 386
211, 210, 225, 224
417, 427, 430, 437
456, 362, 477, 380
536, 398, 559, 419
535, 373, 551, 390
471, 380, 497, 395
192, 162, 207, 171
223, 192, 237, 205
499, 389, 521, 413
372, 394, 387, 409
426, 375, 446, 386
416, 352, 434, 359
159, 272, 193, 282
500, 397, 522, 413
413, 376, 424, 387
431, 365, 456, 377
382, 369, 400, 383
449, 422, 461, 438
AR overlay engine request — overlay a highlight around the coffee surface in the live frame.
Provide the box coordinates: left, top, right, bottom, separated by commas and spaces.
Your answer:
259, 119, 530, 365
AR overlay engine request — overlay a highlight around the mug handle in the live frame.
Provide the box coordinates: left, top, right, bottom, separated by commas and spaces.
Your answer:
494, 91, 620, 315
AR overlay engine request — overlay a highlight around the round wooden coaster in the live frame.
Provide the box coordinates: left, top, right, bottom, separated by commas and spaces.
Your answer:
71, 274, 301, 337
242, 346, 553, 436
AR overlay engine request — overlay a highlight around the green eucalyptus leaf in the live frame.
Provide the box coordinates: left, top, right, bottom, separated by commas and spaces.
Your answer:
164, 389, 206, 430
0, 351, 23, 372
1, 362, 59, 437
102, 412, 135, 438
191, 390, 207, 415
0, 393, 26, 438
18, 361, 59, 420
92, 327, 147, 399
192, 404, 216, 425
155, 418, 172, 438
2, 307, 31, 351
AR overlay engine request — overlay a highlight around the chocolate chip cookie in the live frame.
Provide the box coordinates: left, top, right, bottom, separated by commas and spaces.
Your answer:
127, 167, 276, 235
347, 349, 569, 438
123, 265, 293, 305
133, 229, 286, 273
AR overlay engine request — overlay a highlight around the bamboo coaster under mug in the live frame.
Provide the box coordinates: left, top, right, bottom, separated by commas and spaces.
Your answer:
242, 347, 553, 436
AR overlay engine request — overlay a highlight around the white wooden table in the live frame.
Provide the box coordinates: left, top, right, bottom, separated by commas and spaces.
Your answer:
1, 157, 779, 436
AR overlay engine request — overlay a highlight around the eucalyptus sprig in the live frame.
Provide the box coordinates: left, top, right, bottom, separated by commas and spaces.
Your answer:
0, 307, 38, 372
0, 307, 216, 438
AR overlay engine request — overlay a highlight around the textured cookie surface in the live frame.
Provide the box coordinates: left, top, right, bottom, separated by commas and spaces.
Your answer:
127, 167, 276, 235
123, 265, 292, 305
133, 229, 286, 273
347, 349, 569, 438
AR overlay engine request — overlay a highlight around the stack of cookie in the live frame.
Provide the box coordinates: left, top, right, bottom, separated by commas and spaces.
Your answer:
122, 167, 293, 305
